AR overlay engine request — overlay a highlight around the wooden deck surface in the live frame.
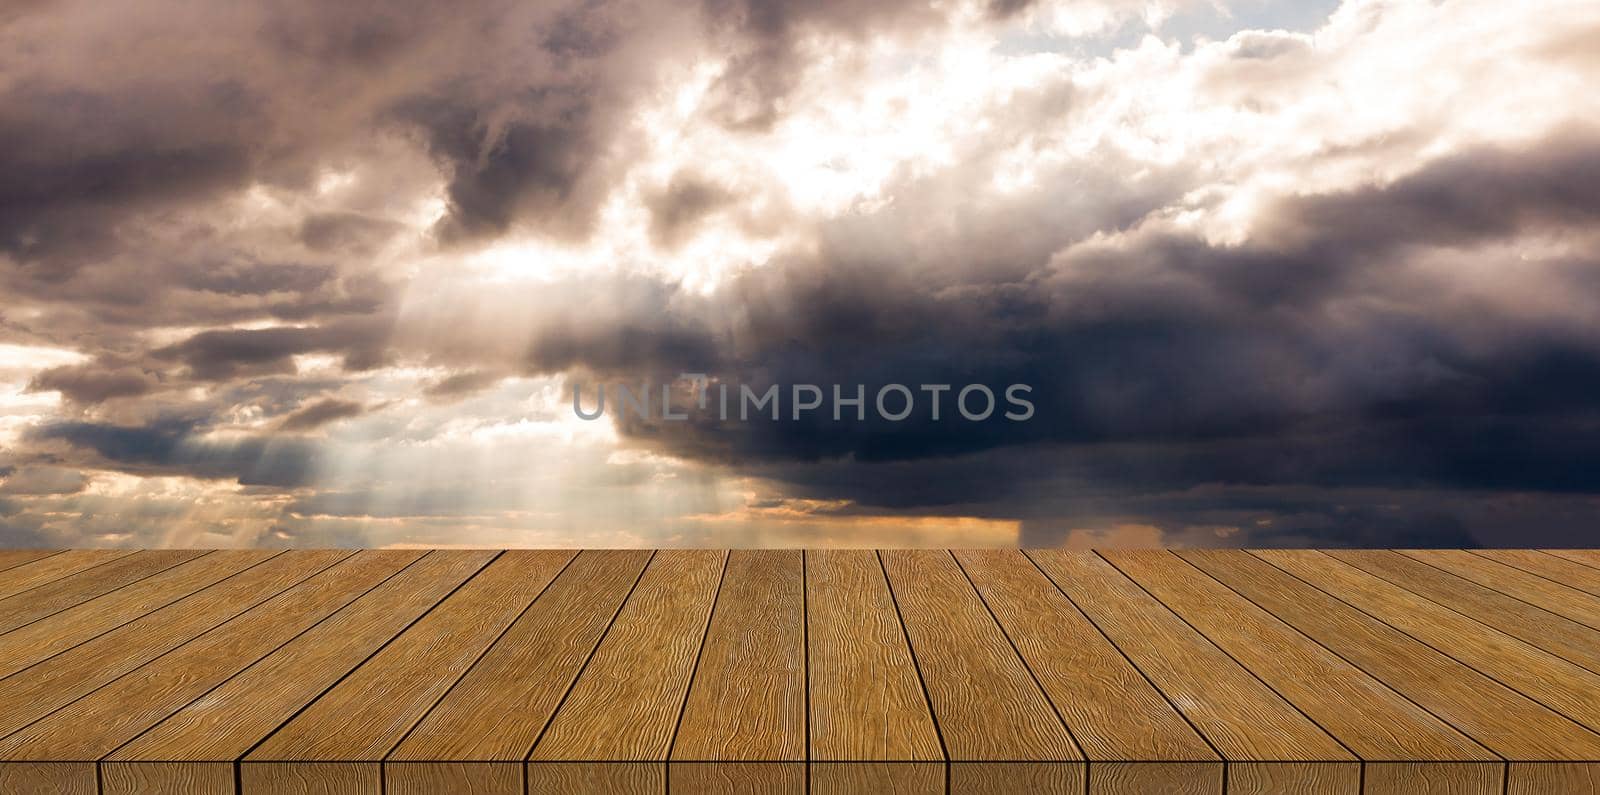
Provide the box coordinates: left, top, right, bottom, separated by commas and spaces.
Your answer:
0, 549, 1597, 794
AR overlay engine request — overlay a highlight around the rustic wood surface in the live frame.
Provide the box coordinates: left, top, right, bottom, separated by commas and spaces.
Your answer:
0, 548, 1596, 793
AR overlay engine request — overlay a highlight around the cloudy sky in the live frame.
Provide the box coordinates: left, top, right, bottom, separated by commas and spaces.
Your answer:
3, 0, 1599, 549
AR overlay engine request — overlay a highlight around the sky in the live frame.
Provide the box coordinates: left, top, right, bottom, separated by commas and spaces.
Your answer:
3, 0, 1600, 549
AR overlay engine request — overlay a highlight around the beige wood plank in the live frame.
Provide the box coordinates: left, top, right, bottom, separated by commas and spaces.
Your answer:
387, 550, 651, 765
386, 762, 520, 795
671, 762, 804, 793
0, 550, 421, 762
244, 549, 572, 790
0, 550, 130, 601
0, 549, 202, 635
241, 762, 379, 795
1259, 549, 1600, 790
880, 550, 1083, 793
0, 762, 95, 795
672, 550, 804, 782
0, 550, 343, 737
0, 549, 58, 574
1106, 550, 1497, 795
1027, 551, 1356, 795
1544, 549, 1600, 569
527, 762, 662, 795
806, 550, 941, 767
956, 549, 1218, 795
107, 551, 495, 772
527, 550, 725, 791
1328, 550, 1600, 675
812, 762, 943, 795
1476, 550, 1600, 597
1404, 549, 1600, 631
101, 762, 232, 795
0, 550, 271, 677
1185, 550, 1600, 773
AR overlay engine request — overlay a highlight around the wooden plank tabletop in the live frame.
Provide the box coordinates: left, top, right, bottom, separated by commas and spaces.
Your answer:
0, 549, 1596, 794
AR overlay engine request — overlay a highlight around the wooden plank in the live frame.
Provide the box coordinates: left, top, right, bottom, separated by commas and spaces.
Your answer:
386, 550, 652, 792
0, 550, 268, 678
1186, 549, 1600, 792
1260, 550, 1600, 738
0, 549, 58, 574
1545, 549, 1600, 569
806, 550, 941, 795
0, 550, 130, 601
0, 763, 95, 795
1105, 550, 1498, 795
1328, 550, 1600, 675
0, 550, 422, 762
243, 550, 573, 792
881, 550, 1083, 795
0, 549, 201, 635
0, 550, 342, 743
670, 550, 805, 792
105, 551, 496, 793
1476, 550, 1600, 597
1403, 549, 1600, 631
1027, 551, 1357, 795
528, 550, 726, 795
955, 550, 1220, 795
386, 763, 521, 795
812, 762, 944, 795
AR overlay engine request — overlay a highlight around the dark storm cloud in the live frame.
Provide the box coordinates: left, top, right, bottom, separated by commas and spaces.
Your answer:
424, 371, 504, 401
586, 132, 1600, 539
279, 398, 369, 431
28, 357, 158, 404
152, 318, 393, 380
647, 173, 734, 248
29, 417, 315, 488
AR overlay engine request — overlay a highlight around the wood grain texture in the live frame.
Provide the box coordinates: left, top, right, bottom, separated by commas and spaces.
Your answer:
0, 549, 270, 678
247, 550, 573, 763
879, 549, 1083, 791
0, 550, 419, 761
109, 550, 496, 764
1103, 549, 1495, 793
0, 549, 58, 574
0, 549, 341, 737
1545, 549, 1600, 569
811, 762, 943, 794
948, 761, 1084, 795
385, 762, 521, 795
806, 550, 942, 764
1476, 550, 1600, 597
0, 549, 128, 600
1261, 550, 1600, 737
530, 550, 726, 763
673, 550, 805, 764
527, 762, 663, 795
101, 762, 232, 795
955, 550, 1217, 767
1328, 550, 1600, 675
389, 549, 651, 763
1403, 549, 1600, 631
240, 761, 379, 795
1027, 550, 1355, 795
1187, 549, 1600, 762
1090, 762, 1224, 795
670, 761, 804, 794
0, 763, 95, 795
1507, 762, 1600, 795
0, 548, 202, 635
0, 547, 1595, 794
